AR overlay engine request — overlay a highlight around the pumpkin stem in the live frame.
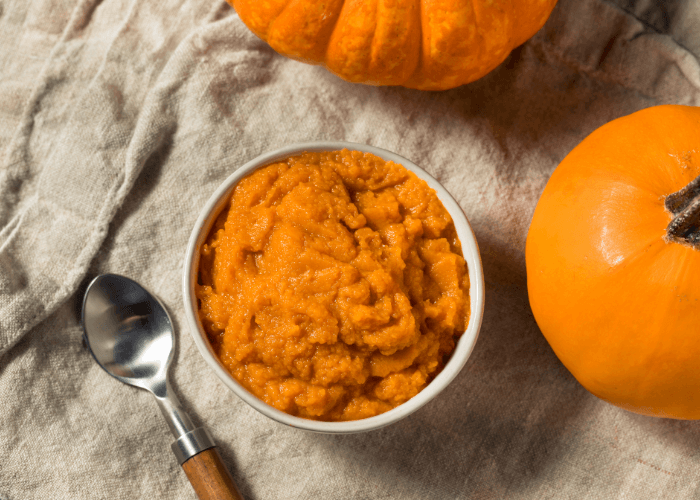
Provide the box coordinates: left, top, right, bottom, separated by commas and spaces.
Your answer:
665, 174, 700, 246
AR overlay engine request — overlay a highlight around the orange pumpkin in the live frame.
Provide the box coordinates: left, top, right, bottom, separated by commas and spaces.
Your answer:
228, 0, 558, 90
526, 105, 700, 419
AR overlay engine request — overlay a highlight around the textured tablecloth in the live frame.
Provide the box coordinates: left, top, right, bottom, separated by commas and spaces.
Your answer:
1, 0, 700, 498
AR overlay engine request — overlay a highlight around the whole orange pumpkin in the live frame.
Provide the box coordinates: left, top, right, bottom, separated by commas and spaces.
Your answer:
526, 105, 700, 419
228, 0, 558, 90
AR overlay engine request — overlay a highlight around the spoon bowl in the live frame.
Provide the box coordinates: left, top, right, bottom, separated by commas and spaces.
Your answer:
82, 274, 173, 393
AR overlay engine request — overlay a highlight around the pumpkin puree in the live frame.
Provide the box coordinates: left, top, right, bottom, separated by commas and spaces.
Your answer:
197, 150, 469, 421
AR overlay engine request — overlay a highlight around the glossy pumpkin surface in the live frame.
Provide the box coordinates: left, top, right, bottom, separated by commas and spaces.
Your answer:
526, 105, 700, 419
228, 0, 558, 90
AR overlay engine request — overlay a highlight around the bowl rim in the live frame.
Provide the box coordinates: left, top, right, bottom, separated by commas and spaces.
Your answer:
182, 141, 485, 433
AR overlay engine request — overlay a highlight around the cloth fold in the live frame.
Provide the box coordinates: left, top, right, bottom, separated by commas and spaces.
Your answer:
1, 0, 700, 498
0, 0, 226, 355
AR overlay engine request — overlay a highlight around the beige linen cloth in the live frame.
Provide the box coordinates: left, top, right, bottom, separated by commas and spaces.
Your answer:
1, 0, 700, 498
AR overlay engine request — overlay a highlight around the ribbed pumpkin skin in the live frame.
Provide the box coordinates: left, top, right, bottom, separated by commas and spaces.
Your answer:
229, 0, 558, 90
526, 105, 700, 420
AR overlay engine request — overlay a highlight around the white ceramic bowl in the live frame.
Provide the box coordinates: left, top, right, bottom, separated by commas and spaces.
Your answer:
183, 142, 485, 433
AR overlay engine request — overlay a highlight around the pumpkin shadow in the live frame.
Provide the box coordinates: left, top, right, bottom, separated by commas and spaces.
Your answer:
313, 234, 592, 497
617, 411, 700, 464
359, 38, 648, 185
438, 43, 621, 163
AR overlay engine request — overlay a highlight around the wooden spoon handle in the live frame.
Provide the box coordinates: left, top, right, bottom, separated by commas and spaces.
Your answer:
182, 447, 244, 500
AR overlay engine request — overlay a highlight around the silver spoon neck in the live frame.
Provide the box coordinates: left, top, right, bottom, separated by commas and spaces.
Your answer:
154, 379, 196, 438
154, 379, 216, 465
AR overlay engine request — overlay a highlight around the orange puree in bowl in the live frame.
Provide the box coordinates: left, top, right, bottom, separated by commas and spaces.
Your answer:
196, 150, 469, 421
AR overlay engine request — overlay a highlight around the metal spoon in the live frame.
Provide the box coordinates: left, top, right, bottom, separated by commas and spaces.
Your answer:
81, 273, 243, 500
